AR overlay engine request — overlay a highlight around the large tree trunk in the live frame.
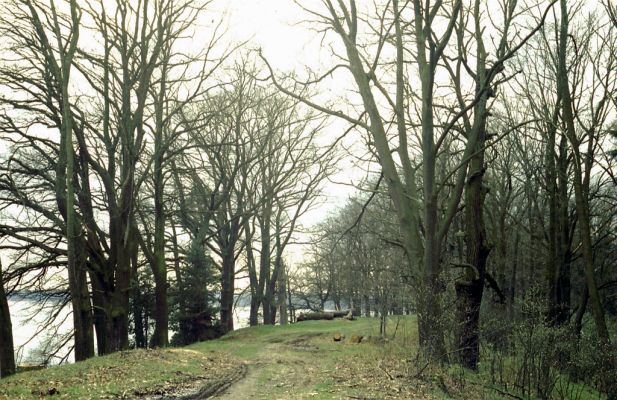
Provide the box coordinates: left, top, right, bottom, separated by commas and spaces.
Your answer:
109, 219, 134, 352
0, 261, 15, 377
150, 183, 169, 347
70, 238, 95, 361
546, 106, 572, 327
555, 134, 571, 324
244, 219, 260, 326
259, 205, 272, 325
150, 57, 169, 348
90, 270, 111, 355
457, 88, 491, 369
220, 245, 235, 334
264, 230, 283, 325
57, 72, 94, 362
278, 265, 288, 325
249, 295, 260, 326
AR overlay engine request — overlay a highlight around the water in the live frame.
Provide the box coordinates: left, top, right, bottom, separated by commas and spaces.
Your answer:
8, 296, 73, 365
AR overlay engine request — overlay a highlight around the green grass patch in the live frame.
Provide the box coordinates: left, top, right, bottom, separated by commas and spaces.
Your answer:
0, 347, 239, 399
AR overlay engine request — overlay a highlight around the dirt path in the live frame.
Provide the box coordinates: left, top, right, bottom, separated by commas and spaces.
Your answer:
213, 363, 261, 399
212, 334, 322, 400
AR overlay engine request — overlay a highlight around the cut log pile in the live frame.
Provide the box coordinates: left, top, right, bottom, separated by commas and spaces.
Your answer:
296, 309, 356, 322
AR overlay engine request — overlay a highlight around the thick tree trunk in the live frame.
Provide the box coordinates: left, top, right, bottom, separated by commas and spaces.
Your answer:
259, 207, 273, 325
56, 106, 94, 362
109, 223, 134, 352
150, 61, 168, 348
70, 241, 95, 361
574, 285, 589, 338
265, 235, 284, 325
457, 136, 490, 369
151, 233, 168, 348
546, 107, 572, 327
0, 261, 15, 378
90, 271, 110, 355
249, 295, 260, 326
220, 247, 235, 334
278, 266, 288, 325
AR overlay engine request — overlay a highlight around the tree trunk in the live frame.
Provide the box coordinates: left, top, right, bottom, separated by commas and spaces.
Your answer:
70, 239, 95, 361
249, 295, 260, 326
417, 276, 446, 361
259, 205, 272, 325
557, 0, 610, 344
90, 271, 110, 355
109, 221, 134, 352
151, 210, 169, 348
555, 134, 571, 324
546, 105, 572, 327
297, 312, 335, 321
220, 245, 235, 334
132, 252, 146, 349
244, 219, 260, 326
574, 285, 589, 338
52, 2, 94, 360
0, 261, 15, 377
457, 122, 490, 369
278, 265, 288, 325
150, 56, 168, 348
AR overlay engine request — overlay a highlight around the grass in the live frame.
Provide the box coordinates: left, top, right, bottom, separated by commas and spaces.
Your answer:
0, 347, 239, 399
0, 316, 608, 399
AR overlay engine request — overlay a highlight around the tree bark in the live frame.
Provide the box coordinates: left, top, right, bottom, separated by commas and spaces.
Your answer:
457, 87, 490, 370
0, 261, 15, 377
220, 243, 236, 334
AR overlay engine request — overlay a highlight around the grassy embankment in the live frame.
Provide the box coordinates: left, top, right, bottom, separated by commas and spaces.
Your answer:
0, 316, 607, 399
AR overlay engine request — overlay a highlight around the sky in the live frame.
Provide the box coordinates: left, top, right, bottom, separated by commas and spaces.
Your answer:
219, 0, 371, 215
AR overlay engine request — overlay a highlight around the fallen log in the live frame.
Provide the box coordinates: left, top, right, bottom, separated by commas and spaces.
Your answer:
297, 312, 334, 322
297, 309, 358, 322
331, 310, 350, 318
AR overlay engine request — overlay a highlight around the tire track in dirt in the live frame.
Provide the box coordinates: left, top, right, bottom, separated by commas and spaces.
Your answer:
213, 334, 323, 399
